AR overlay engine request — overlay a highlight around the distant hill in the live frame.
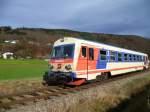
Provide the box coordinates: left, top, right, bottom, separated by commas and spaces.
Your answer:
0, 26, 150, 59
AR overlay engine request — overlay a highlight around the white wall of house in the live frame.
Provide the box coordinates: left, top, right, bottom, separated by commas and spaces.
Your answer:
2, 52, 14, 59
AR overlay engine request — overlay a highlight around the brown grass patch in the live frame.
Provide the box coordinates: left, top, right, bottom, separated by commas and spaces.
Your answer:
0, 78, 44, 96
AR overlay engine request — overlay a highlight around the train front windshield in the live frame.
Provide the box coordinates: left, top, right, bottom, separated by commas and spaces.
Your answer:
51, 44, 74, 59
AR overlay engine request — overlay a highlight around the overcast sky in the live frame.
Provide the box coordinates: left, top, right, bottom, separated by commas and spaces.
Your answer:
0, 0, 150, 38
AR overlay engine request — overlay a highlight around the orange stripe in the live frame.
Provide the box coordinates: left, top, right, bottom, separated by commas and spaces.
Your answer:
77, 66, 144, 75
50, 59, 73, 63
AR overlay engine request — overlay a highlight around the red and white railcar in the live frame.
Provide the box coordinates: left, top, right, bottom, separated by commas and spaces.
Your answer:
43, 37, 149, 85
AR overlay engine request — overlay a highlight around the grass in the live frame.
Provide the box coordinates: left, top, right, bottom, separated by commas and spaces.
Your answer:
0, 59, 48, 80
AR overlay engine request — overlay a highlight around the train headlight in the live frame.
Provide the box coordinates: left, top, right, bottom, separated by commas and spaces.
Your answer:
65, 64, 72, 70
57, 64, 62, 69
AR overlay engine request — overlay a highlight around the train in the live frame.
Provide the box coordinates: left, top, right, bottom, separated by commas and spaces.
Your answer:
43, 37, 149, 86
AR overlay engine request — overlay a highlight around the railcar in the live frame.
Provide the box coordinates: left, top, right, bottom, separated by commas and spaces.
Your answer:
43, 37, 149, 86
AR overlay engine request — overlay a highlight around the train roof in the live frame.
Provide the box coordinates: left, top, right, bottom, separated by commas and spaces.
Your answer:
55, 37, 148, 56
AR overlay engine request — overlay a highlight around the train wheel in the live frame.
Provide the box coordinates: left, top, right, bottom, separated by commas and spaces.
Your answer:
96, 72, 110, 81
96, 75, 101, 81
102, 72, 109, 80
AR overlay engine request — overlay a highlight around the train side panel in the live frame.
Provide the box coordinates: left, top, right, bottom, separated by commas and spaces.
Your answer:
75, 44, 148, 80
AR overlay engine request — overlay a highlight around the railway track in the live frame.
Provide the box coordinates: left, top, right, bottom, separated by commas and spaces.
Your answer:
0, 69, 150, 110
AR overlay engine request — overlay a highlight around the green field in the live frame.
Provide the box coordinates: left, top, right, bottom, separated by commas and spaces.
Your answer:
0, 59, 48, 80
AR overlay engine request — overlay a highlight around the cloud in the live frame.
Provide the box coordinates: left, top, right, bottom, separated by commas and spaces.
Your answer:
0, 0, 150, 37
59, 0, 150, 37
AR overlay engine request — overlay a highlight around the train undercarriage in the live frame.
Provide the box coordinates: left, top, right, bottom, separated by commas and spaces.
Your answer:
43, 71, 86, 86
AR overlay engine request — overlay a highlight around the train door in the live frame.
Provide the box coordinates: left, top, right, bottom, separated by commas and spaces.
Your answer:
76, 46, 98, 80
143, 56, 149, 69
76, 46, 88, 78
145, 56, 149, 66
87, 47, 98, 80
144, 56, 146, 65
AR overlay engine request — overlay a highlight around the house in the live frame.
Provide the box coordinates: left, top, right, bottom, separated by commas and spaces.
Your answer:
4, 40, 18, 44
2, 52, 14, 59
4, 40, 10, 43
10, 40, 17, 44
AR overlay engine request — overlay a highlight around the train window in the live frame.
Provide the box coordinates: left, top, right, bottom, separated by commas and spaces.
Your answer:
89, 48, 94, 60
140, 56, 142, 61
136, 55, 138, 61
118, 53, 122, 61
131, 55, 134, 61
100, 50, 106, 60
137, 56, 140, 61
64, 45, 74, 58
110, 51, 116, 61
135, 55, 138, 61
133, 55, 136, 61
129, 54, 132, 61
141, 56, 143, 61
124, 54, 128, 61
141, 56, 144, 61
139, 56, 142, 61
81, 47, 86, 57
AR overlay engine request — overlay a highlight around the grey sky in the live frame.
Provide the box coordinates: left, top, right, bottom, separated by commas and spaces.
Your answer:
0, 0, 150, 38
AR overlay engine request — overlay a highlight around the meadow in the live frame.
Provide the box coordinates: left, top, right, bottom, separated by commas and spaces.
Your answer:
0, 59, 48, 80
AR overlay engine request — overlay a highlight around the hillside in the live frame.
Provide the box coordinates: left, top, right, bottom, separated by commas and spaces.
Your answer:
0, 26, 150, 59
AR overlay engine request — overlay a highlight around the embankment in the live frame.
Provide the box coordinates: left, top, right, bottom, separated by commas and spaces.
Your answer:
4, 71, 150, 112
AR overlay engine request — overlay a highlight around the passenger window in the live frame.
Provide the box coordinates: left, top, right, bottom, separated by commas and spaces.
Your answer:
129, 54, 132, 61
124, 54, 128, 61
81, 47, 86, 57
118, 53, 122, 61
135, 55, 138, 61
139, 56, 142, 61
110, 51, 116, 61
89, 48, 94, 60
141, 56, 144, 61
133, 55, 136, 61
131, 55, 134, 61
100, 50, 106, 60
137, 56, 139, 61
